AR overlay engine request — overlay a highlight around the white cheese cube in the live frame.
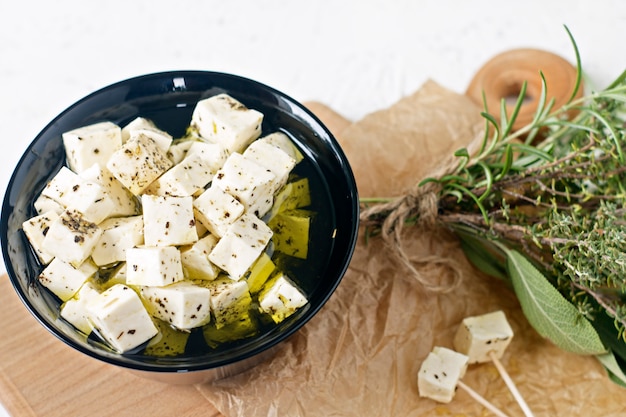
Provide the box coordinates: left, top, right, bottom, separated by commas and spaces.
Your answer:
141, 195, 198, 246
80, 163, 138, 218
62, 121, 122, 174
125, 246, 184, 287
212, 152, 277, 217
22, 211, 59, 265
453, 310, 514, 364
91, 215, 144, 266
60, 281, 101, 334
104, 262, 127, 289
145, 151, 214, 197
34, 195, 64, 215
41, 209, 103, 267
166, 139, 195, 164
140, 281, 212, 330
185, 141, 229, 173
243, 139, 296, 190
259, 132, 303, 163
208, 213, 273, 280
122, 117, 173, 151
38, 258, 98, 302
86, 284, 158, 353
418, 347, 469, 403
258, 274, 307, 323
190, 93, 263, 153
193, 185, 245, 237
207, 276, 252, 329
106, 133, 173, 195
41, 166, 115, 224
181, 234, 220, 280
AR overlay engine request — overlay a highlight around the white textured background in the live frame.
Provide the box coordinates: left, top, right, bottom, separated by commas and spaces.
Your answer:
1, 1, 625, 415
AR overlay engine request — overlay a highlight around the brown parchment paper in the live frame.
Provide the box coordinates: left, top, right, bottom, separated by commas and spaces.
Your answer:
197, 81, 626, 416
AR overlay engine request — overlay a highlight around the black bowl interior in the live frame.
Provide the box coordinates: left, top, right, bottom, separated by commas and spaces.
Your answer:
1, 71, 359, 373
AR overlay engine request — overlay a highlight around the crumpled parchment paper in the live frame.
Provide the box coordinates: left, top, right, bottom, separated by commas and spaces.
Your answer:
197, 81, 626, 416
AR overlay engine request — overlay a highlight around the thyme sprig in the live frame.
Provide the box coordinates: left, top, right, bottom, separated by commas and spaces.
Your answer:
360, 28, 626, 383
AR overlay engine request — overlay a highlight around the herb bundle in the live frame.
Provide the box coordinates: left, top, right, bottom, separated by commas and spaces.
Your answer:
360, 28, 626, 385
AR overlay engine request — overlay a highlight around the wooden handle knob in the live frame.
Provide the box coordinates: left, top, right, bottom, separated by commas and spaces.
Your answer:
466, 48, 582, 132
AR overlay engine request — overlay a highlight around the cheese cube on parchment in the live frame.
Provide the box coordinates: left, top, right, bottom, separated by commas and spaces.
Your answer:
38, 257, 98, 302
141, 195, 198, 246
141, 281, 212, 330
212, 152, 277, 217
91, 215, 144, 266
453, 310, 514, 364
121, 117, 173, 151
243, 139, 296, 190
193, 185, 245, 238
62, 121, 122, 174
418, 346, 469, 403
80, 163, 138, 218
22, 210, 59, 265
258, 274, 307, 323
207, 276, 252, 329
181, 234, 220, 280
86, 284, 158, 353
125, 246, 184, 287
190, 93, 263, 154
60, 281, 101, 334
106, 133, 173, 195
208, 213, 273, 280
41, 209, 103, 267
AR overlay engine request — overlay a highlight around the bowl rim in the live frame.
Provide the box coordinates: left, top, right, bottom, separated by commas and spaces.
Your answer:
1, 70, 360, 373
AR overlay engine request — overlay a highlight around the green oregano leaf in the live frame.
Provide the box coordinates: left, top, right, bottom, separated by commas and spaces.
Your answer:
504, 247, 606, 355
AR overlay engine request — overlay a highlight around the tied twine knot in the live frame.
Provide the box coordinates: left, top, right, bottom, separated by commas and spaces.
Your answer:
360, 180, 463, 293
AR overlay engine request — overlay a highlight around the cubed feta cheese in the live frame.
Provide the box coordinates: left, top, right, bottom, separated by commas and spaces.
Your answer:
185, 141, 229, 173
190, 93, 263, 153
208, 213, 273, 280
243, 139, 296, 190
40, 166, 77, 204
91, 215, 144, 266
106, 132, 173, 195
206, 276, 252, 329
122, 117, 173, 151
258, 132, 303, 163
258, 274, 307, 323
33, 195, 64, 215
144, 151, 215, 197
38, 258, 98, 302
125, 246, 184, 287
166, 139, 195, 165
41, 209, 103, 267
193, 185, 245, 237
418, 346, 469, 403
212, 152, 277, 217
141, 195, 198, 246
22, 210, 59, 265
453, 310, 514, 364
86, 284, 158, 353
60, 281, 101, 334
180, 234, 220, 280
80, 163, 138, 218
140, 281, 212, 330
62, 121, 122, 174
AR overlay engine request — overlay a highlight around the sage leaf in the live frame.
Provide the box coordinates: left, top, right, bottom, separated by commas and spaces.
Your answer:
504, 247, 606, 355
596, 352, 626, 388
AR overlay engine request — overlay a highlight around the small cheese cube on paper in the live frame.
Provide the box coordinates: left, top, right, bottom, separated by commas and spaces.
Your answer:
213, 152, 277, 217
60, 281, 101, 334
106, 133, 173, 195
125, 246, 184, 287
190, 93, 263, 154
141, 281, 212, 330
181, 234, 220, 280
207, 277, 252, 329
193, 185, 245, 237
22, 210, 59, 265
80, 164, 138, 218
141, 195, 198, 246
453, 310, 514, 364
243, 139, 296, 190
91, 215, 144, 266
62, 121, 122, 174
87, 284, 158, 353
418, 346, 469, 403
38, 258, 98, 302
208, 213, 273, 280
122, 117, 173, 151
41, 209, 103, 267
258, 274, 307, 323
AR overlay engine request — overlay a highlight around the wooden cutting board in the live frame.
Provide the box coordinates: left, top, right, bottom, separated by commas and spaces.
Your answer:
0, 102, 348, 417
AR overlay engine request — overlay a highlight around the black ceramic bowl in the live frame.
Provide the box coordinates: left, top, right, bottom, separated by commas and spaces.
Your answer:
1, 71, 359, 384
